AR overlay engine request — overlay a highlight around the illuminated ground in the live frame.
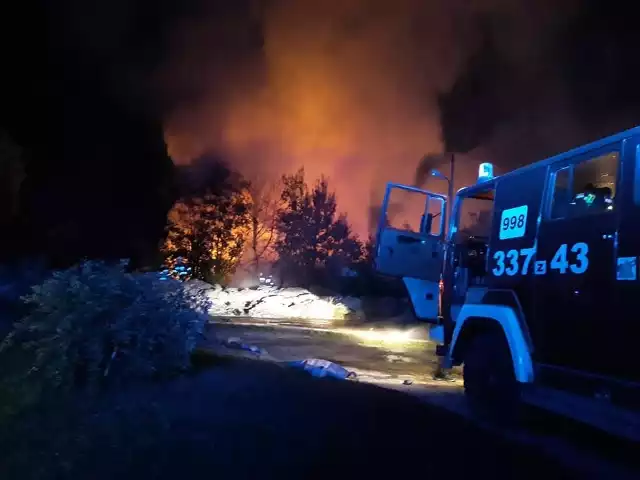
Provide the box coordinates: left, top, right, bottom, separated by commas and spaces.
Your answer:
206, 320, 457, 385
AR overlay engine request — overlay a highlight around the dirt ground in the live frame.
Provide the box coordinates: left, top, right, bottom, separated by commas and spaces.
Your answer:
207, 321, 458, 382
3, 321, 637, 479
1, 358, 584, 480
201, 321, 640, 479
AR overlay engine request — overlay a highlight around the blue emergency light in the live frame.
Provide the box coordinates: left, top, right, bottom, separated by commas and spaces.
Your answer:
478, 163, 494, 182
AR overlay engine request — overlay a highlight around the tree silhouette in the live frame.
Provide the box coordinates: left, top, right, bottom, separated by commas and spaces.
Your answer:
163, 159, 252, 284
163, 191, 252, 284
275, 169, 362, 287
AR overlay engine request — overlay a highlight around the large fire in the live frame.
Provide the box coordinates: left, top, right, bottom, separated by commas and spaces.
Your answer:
162, 0, 579, 238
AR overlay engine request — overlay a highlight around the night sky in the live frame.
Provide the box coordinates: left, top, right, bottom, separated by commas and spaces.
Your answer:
1, 0, 640, 262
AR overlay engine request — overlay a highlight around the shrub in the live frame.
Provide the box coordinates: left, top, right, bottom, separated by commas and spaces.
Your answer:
0, 261, 211, 419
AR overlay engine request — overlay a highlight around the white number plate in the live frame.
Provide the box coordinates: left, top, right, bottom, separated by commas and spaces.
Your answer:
499, 205, 528, 240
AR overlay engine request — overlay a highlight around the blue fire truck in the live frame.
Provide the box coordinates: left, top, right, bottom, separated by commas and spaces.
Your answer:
374, 127, 640, 440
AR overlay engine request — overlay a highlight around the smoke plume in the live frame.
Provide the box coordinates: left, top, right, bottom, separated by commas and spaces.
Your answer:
161, 0, 580, 236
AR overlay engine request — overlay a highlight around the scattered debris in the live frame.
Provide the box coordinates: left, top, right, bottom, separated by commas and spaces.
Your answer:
432, 371, 458, 382
288, 358, 357, 381
223, 337, 242, 347
385, 354, 416, 363
221, 337, 266, 356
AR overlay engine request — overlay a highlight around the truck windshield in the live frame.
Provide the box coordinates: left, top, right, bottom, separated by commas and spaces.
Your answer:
456, 194, 494, 239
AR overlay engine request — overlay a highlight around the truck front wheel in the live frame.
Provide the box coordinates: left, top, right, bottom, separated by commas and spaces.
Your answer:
463, 331, 521, 424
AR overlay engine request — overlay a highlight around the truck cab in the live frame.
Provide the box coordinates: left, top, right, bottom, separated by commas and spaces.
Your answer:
374, 127, 640, 440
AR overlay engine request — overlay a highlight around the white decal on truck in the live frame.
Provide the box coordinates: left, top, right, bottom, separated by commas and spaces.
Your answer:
492, 243, 589, 277
499, 205, 528, 240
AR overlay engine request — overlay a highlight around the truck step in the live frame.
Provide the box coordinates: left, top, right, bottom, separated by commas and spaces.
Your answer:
521, 385, 640, 442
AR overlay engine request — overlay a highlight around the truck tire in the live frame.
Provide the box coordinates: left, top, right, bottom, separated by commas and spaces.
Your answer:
463, 331, 521, 425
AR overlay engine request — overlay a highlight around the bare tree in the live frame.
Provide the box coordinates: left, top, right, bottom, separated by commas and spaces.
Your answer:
245, 175, 282, 273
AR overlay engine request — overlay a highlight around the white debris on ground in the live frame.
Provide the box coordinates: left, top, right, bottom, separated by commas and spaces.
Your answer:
385, 354, 417, 363
221, 337, 267, 356
214, 333, 357, 381
186, 280, 358, 321
288, 358, 357, 380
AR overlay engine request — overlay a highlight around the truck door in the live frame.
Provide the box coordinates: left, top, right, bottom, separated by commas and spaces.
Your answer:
611, 136, 640, 384
374, 183, 446, 320
534, 147, 620, 377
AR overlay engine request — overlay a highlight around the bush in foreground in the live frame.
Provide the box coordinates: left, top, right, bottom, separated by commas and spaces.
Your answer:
0, 261, 210, 419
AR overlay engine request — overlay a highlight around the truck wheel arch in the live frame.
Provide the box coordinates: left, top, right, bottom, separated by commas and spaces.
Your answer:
450, 305, 534, 384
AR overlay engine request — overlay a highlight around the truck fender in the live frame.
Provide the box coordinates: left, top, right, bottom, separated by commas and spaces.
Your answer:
449, 304, 534, 383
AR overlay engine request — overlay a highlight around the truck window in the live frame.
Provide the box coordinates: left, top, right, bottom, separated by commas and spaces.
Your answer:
456, 192, 494, 241
384, 188, 422, 232
549, 151, 618, 219
383, 187, 444, 236
451, 189, 495, 288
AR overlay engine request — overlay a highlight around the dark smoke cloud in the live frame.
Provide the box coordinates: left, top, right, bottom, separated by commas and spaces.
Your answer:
414, 153, 449, 189
160, 0, 581, 236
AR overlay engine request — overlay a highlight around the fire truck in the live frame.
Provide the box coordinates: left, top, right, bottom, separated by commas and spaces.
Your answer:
374, 127, 640, 440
